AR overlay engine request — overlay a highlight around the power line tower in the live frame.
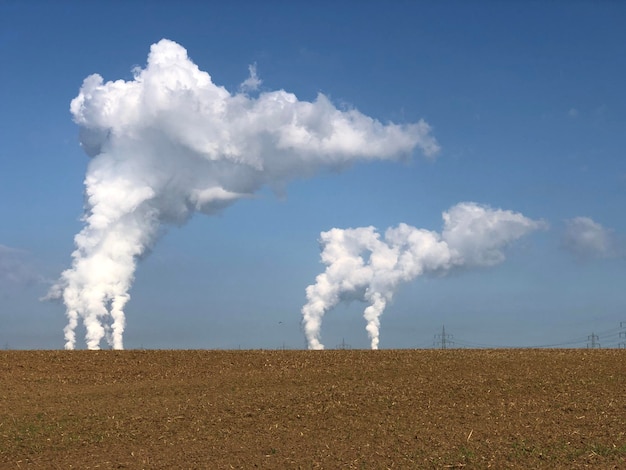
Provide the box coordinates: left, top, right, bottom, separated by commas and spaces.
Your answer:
587, 332, 600, 349
335, 338, 352, 350
434, 325, 454, 349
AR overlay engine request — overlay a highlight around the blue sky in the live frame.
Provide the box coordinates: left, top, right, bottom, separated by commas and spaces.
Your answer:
1, 1, 625, 349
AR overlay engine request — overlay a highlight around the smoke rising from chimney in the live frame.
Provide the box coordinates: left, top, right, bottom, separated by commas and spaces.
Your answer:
49, 39, 439, 350
301, 202, 545, 350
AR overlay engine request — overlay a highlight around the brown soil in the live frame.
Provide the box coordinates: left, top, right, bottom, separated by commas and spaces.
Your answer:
1, 349, 625, 469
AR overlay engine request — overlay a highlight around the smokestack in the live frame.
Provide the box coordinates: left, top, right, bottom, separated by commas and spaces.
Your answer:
49, 39, 439, 350
301, 202, 546, 350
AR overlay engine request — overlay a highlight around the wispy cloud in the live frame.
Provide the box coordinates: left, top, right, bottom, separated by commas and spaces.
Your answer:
561, 217, 622, 260
0, 244, 41, 288
239, 63, 262, 93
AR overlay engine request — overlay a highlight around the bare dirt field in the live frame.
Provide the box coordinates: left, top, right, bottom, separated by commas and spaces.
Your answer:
1, 349, 625, 469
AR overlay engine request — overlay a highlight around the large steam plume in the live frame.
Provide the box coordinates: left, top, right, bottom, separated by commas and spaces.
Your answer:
301, 202, 545, 350
49, 39, 439, 350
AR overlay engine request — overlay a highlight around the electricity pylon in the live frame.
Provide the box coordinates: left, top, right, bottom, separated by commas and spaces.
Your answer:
587, 332, 600, 349
434, 325, 454, 349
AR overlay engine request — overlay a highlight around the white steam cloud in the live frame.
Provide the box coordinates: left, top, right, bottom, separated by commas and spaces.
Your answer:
301, 202, 545, 350
49, 39, 439, 350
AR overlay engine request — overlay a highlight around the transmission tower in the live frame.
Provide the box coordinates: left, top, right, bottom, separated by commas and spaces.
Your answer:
587, 332, 600, 349
335, 338, 352, 350
434, 325, 454, 349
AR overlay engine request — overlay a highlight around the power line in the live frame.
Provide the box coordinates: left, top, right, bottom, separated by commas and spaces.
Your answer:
436, 322, 626, 349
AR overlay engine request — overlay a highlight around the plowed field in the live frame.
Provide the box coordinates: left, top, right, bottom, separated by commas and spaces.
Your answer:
1, 349, 625, 469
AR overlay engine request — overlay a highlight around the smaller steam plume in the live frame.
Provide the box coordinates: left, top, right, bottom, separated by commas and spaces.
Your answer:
301, 202, 545, 350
